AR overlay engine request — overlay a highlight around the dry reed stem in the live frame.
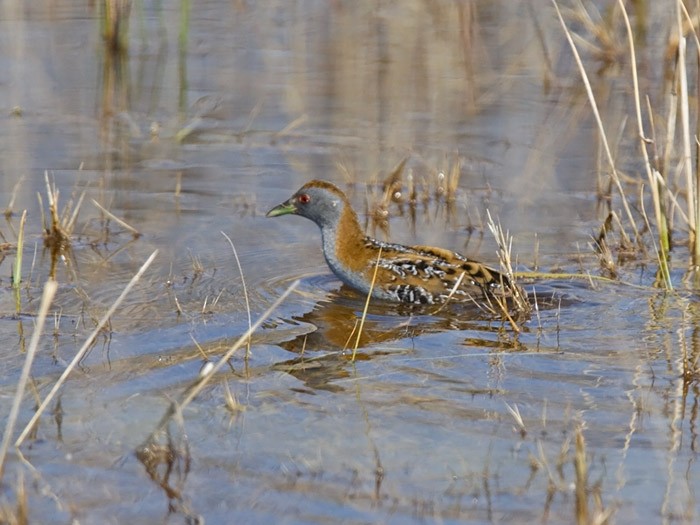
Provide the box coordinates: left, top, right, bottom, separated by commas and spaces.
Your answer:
486, 210, 530, 321
15, 250, 159, 447
4, 175, 25, 218
242, 97, 263, 135
505, 402, 527, 438
91, 198, 140, 236
277, 114, 308, 137
674, 3, 698, 265
41, 172, 85, 251
12, 211, 27, 315
102, 0, 131, 53
342, 319, 359, 353
352, 247, 382, 362
431, 271, 466, 314
63, 190, 85, 235
513, 270, 650, 291
221, 232, 252, 357
0, 468, 28, 525
189, 334, 208, 360
552, 0, 639, 241
0, 280, 58, 481
222, 379, 243, 414
574, 426, 589, 524
617, 0, 672, 287
639, 187, 670, 287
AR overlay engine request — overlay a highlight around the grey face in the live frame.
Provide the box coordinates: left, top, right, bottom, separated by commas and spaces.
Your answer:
294, 187, 343, 228
267, 186, 343, 230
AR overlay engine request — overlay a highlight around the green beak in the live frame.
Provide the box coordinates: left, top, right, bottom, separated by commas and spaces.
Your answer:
266, 200, 297, 217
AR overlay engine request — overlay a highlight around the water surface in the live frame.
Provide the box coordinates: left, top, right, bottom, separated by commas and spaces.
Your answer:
0, 2, 697, 524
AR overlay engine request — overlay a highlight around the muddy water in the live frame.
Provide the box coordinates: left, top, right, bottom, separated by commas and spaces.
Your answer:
0, 1, 697, 524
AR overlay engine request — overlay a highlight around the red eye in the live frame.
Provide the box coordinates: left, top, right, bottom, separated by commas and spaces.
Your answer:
298, 193, 311, 204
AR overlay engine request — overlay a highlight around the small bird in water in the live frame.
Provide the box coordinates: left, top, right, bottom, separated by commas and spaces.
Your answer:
266, 180, 523, 306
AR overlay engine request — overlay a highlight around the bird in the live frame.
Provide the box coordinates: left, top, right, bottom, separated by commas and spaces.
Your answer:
266, 180, 524, 307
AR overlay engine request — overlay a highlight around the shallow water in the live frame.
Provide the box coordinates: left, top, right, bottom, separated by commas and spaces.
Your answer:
0, 1, 698, 524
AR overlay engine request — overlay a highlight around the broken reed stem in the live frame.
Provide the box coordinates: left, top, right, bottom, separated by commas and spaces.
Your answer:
64, 189, 86, 235
14, 250, 159, 447
142, 280, 299, 442
352, 247, 382, 362
221, 231, 252, 357
552, 0, 640, 242
0, 280, 58, 482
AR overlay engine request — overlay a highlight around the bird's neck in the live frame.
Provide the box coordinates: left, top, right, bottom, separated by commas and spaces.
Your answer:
320, 204, 370, 274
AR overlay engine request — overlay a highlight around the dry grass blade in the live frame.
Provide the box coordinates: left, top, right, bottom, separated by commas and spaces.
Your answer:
91, 198, 141, 237
12, 210, 27, 315
431, 271, 466, 314
0, 468, 28, 525
640, 187, 670, 288
4, 175, 25, 218
486, 210, 530, 320
382, 157, 408, 197
41, 172, 85, 251
221, 231, 252, 356
574, 426, 589, 524
276, 113, 308, 137
14, 250, 159, 447
673, 4, 698, 268
552, 0, 639, 241
352, 247, 382, 362
12, 211, 26, 290
616, 0, 671, 287
505, 402, 527, 438
64, 189, 86, 235
0, 280, 58, 481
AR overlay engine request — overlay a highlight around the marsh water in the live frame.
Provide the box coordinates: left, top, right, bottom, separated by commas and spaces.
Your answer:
0, 1, 698, 524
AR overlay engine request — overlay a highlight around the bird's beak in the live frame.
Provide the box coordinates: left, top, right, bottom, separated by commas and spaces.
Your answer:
266, 199, 297, 217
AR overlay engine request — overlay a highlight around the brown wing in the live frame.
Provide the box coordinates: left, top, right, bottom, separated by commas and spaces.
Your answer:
364, 250, 492, 303
410, 245, 516, 294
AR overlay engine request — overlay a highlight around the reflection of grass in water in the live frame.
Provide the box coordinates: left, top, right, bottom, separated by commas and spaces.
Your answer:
0, 252, 158, 522
0, 281, 57, 486
136, 281, 298, 504
101, 0, 132, 55
0, 470, 27, 525
0, 174, 159, 519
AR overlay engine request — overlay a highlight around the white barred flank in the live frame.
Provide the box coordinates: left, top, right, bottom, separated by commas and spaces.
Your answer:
390, 284, 434, 305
